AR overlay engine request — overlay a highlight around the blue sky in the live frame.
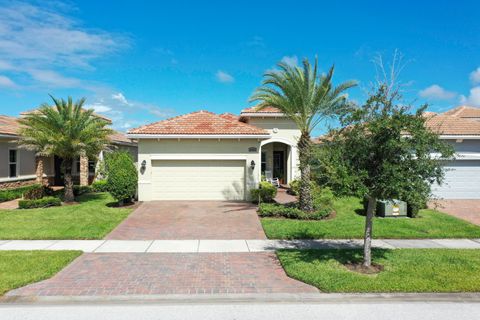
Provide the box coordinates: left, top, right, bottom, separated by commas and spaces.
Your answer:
1, 0, 480, 135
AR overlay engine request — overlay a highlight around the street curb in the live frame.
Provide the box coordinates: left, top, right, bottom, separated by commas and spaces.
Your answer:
2, 293, 480, 305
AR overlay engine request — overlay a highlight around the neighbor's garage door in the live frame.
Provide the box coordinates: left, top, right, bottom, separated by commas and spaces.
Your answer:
431, 160, 480, 199
151, 160, 245, 200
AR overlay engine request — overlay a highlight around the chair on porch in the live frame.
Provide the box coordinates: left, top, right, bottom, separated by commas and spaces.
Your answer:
264, 170, 280, 188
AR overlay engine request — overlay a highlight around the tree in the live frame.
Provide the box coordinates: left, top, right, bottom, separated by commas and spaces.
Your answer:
18, 96, 113, 202
329, 85, 454, 267
250, 57, 356, 211
105, 151, 138, 205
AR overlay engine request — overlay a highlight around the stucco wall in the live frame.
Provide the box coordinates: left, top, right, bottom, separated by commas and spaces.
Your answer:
137, 138, 263, 201
247, 117, 301, 181
0, 138, 36, 182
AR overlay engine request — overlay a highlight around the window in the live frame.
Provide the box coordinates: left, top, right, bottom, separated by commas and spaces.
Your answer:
261, 152, 266, 173
88, 161, 95, 174
9, 149, 17, 178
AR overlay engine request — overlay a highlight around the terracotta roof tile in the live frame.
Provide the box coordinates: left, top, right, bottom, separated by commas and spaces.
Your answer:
443, 106, 480, 118
128, 110, 268, 135
241, 105, 282, 113
0, 115, 20, 136
109, 131, 136, 144
425, 113, 480, 135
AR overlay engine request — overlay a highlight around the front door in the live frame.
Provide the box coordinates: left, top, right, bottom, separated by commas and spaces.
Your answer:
273, 151, 285, 183
54, 156, 64, 186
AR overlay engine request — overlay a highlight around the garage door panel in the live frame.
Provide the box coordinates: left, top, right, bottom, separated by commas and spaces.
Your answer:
432, 160, 480, 199
151, 160, 245, 200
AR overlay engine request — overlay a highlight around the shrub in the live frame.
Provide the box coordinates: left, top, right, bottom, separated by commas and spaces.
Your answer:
91, 180, 109, 192
18, 196, 61, 209
0, 184, 41, 202
73, 185, 92, 196
23, 185, 54, 200
258, 203, 330, 220
312, 187, 335, 211
250, 181, 277, 203
106, 151, 138, 204
288, 179, 320, 196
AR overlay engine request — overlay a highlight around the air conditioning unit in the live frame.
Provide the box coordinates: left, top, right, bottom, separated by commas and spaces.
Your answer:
376, 199, 407, 218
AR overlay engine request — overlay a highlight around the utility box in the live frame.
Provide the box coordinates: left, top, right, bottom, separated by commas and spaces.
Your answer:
376, 199, 407, 217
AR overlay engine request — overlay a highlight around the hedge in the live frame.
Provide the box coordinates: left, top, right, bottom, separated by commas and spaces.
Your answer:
18, 196, 62, 209
0, 184, 41, 203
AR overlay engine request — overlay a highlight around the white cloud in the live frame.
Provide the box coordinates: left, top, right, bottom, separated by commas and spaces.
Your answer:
460, 86, 480, 107
85, 103, 112, 113
112, 92, 130, 105
0, 75, 17, 88
0, 1, 128, 88
419, 84, 457, 100
281, 55, 298, 67
216, 70, 234, 83
470, 67, 480, 85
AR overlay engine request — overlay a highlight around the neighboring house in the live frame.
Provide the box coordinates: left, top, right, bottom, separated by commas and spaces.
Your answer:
426, 106, 480, 199
127, 107, 300, 201
313, 106, 480, 200
0, 113, 137, 189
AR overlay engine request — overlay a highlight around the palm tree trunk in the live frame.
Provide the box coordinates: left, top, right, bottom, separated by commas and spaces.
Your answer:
297, 131, 314, 212
363, 196, 376, 267
35, 156, 44, 185
63, 159, 75, 203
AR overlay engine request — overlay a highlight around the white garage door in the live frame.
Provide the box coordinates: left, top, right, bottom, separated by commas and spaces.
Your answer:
431, 160, 480, 199
151, 160, 245, 200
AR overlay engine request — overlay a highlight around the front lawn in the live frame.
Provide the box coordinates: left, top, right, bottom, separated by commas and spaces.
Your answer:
0, 251, 81, 295
0, 193, 132, 239
278, 249, 480, 292
261, 197, 480, 239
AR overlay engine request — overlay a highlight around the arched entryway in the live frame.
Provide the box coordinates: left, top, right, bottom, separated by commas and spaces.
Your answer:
260, 138, 297, 185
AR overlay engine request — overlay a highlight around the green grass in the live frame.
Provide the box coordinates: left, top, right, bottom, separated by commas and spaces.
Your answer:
0, 193, 132, 239
261, 197, 480, 239
277, 249, 480, 292
0, 251, 81, 295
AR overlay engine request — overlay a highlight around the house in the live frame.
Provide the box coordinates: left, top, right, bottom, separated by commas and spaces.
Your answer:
0, 113, 137, 189
127, 107, 300, 201
426, 107, 480, 199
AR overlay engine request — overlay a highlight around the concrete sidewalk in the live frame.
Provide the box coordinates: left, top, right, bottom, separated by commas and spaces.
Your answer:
1, 239, 479, 252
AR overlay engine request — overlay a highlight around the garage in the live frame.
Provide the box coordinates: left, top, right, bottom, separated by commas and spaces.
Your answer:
431, 160, 480, 199
151, 160, 246, 200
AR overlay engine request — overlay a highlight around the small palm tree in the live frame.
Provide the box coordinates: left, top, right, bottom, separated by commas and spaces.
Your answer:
18, 96, 113, 202
250, 57, 356, 211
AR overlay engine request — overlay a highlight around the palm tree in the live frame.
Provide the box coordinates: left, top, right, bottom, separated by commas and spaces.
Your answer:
18, 96, 113, 202
250, 57, 356, 211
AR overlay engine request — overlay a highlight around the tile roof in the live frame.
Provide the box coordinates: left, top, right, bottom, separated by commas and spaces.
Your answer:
128, 110, 269, 135
443, 106, 480, 118
109, 131, 136, 144
0, 115, 20, 136
241, 105, 283, 113
425, 113, 480, 136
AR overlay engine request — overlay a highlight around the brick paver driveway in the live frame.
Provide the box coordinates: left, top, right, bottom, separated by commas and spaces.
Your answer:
8, 201, 319, 297
431, 200, 480, 225
106, 201, 267, 240
7, 252, 317, 296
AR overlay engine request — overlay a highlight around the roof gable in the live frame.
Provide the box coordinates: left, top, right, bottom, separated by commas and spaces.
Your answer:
128, 110, 268, 135
443, 106, 480, 118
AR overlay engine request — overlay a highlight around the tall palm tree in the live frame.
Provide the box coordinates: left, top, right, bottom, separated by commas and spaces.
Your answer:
18, 96, 113, 202
251, 57, 356, 211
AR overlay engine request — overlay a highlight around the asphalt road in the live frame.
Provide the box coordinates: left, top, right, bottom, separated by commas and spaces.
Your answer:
0, 302, 479, 320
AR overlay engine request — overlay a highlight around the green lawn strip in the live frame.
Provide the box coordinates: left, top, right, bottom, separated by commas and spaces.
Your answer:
277, 248, 480, 293
262, 197, 480, 239
0, 250, 82, 295
0, 193, 132, 239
